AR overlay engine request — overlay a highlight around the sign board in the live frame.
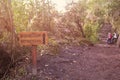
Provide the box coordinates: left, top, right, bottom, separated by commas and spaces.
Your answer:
18, 31, 48, 75
18, 31, 48, 46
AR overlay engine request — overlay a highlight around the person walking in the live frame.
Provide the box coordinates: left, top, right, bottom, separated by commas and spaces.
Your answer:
112, 32, 119, 43
107, 32, 112, 44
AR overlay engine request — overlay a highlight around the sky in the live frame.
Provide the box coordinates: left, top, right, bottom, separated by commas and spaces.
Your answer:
51, 0, 78, 12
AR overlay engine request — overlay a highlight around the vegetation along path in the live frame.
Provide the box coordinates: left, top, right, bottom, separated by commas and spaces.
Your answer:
23, 44, 120, 80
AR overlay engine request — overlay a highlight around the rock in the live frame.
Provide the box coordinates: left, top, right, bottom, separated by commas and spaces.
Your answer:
73, 60, 77, 63
45, 64, 49, 67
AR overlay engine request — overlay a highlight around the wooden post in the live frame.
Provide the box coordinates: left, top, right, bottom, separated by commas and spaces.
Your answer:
32, 45, 37, 75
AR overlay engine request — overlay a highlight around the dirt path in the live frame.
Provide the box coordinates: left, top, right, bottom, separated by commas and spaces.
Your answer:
24, 44, 120, 80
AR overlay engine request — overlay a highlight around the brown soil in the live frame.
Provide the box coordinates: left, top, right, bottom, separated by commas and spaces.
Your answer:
20, 43, 120, 80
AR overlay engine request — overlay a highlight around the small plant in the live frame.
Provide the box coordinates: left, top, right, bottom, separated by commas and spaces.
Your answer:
48, 39, 61, 55
18, 67, 26, 76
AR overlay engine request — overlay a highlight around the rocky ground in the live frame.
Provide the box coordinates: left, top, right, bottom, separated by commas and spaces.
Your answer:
20, 43, 120, 80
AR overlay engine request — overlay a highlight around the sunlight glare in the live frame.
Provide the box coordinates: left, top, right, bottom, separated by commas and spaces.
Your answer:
51, 0, 78, 12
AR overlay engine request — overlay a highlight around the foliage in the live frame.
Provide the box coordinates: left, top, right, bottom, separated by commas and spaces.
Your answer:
12, 0, 29, 32
38, 38, 61, 55
87, 0, 120, 33
0, 0, 120, 79
84, 20, 99, 42
107, 0, 120, 32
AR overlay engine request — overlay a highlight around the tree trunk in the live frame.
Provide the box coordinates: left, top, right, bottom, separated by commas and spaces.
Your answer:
75, 19, 86, 38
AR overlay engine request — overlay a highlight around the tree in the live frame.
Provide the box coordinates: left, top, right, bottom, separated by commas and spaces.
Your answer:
108, 0, 120, 32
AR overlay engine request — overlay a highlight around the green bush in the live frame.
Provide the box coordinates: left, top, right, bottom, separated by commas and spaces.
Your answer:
84, 21, 99, 43
37, 38, 61, 55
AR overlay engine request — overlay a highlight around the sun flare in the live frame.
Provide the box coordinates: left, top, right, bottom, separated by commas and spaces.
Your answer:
51, 0, 78, 12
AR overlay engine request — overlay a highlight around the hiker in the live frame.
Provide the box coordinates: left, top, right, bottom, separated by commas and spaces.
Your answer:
107, 32, 112, 44
112, 32, 118, 43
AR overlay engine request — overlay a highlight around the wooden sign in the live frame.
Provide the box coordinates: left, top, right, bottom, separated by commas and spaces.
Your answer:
18, 31, 48, 75
18, 31, 48, 46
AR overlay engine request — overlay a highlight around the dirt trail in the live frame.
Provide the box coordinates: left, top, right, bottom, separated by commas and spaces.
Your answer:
23, 44, 120, 80
98, 23, 112, 43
